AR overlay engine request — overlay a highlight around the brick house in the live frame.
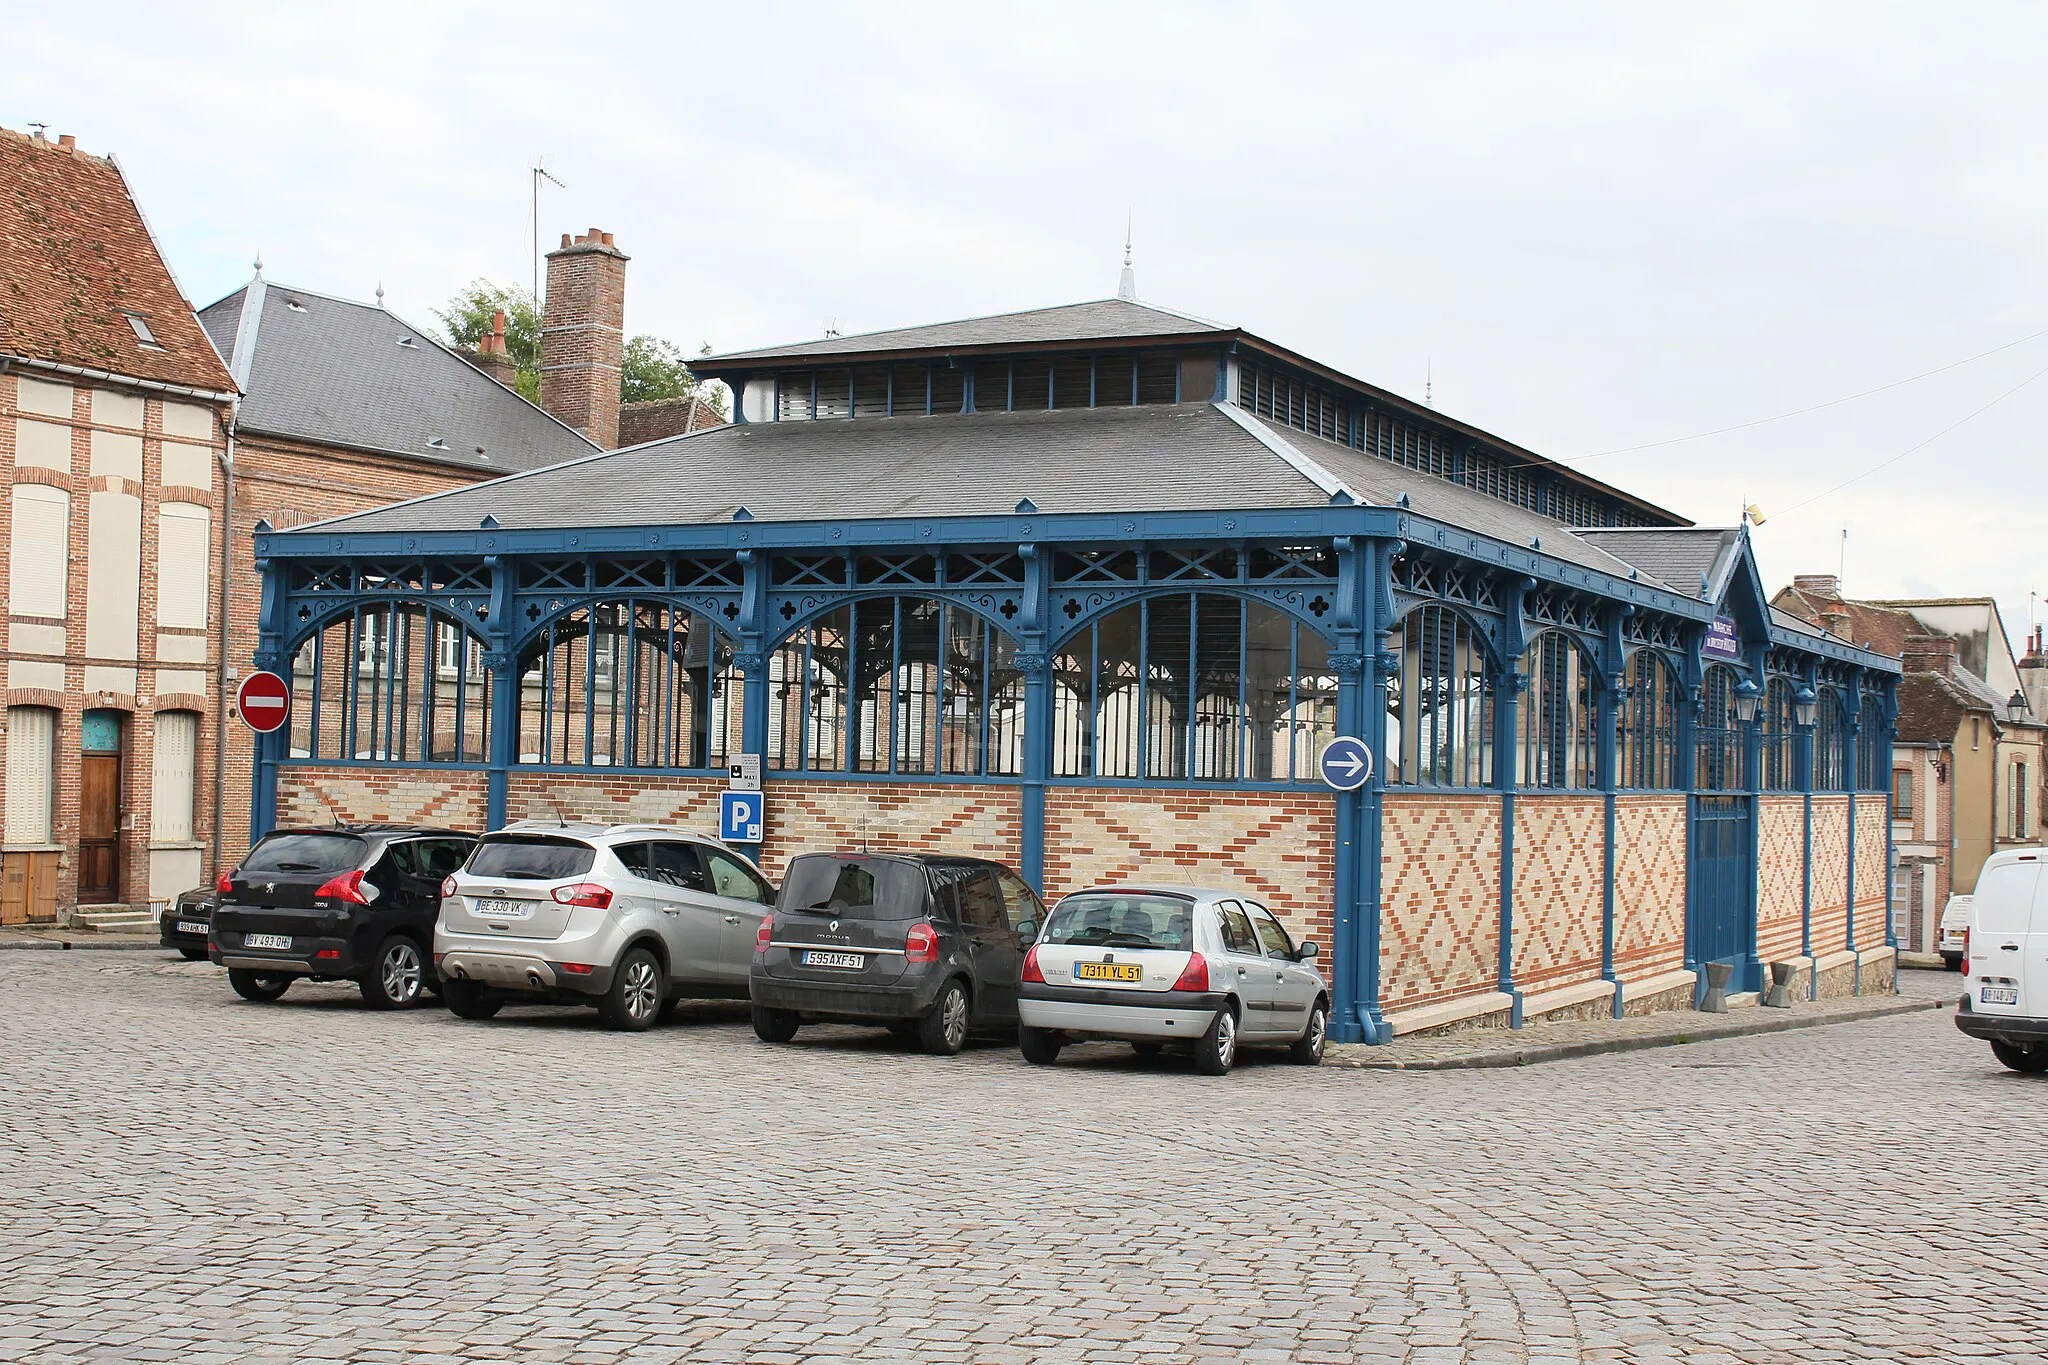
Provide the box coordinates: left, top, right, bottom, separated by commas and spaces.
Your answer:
1, 127, 238, 924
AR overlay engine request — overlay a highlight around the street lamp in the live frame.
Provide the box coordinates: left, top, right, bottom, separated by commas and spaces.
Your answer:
2009, 690, 2028, 725
1794, 686, 1818, 729
1733, 677, 1762, 725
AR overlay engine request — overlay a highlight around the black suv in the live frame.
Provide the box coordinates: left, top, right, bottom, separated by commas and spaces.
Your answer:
749, 852, 1044, 1054
160, 886, 216, 960
210, 825, 477, 1009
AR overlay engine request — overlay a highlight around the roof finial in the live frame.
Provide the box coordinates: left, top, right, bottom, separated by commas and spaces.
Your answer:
252, 253, 263, 279
1425, 356, 1433, 408
375, 281, 386, 309
1117, 211, 1136, 302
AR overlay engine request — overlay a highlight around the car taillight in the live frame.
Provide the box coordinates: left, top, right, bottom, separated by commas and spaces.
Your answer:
315, 869, 369, 905
441, 875, 459, 899
905, 922, 939, 964
755, 916, 775, 953
1021, 944, 1044, 984
1963, 927, 1970, 970
215, 869, 235, 895
551, 882, 612, 909
1172, 952, 1209, 992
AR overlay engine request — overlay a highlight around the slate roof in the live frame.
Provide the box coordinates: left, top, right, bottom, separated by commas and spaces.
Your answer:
697, 298, 1228, 365
197, 280, 596, 472
1575, 528, 1743, 601
0, 126, 235, 394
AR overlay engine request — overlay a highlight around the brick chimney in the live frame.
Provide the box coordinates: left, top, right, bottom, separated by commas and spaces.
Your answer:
472, 310, 518, 389
1792, 573, 1841, 599
540, 228, 628, 449
1902, 634, 1957, 680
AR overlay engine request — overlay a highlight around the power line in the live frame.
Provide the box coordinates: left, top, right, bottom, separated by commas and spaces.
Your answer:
1559, 323, 2048, 467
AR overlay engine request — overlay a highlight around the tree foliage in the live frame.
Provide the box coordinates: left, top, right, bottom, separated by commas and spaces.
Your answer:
620, 335, 701, 405
439, 279, 718, 412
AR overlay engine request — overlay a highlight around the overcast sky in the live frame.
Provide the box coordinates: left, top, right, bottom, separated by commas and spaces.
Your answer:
9, 3, 2045, 653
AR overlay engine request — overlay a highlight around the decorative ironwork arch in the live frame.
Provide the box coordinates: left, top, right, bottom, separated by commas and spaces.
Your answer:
1048, 584, 1336, 651
1386, 601, 1499, 788
1618, 646, 1683, 790
1516, 629, 1599, 789
286, 600, 493, 764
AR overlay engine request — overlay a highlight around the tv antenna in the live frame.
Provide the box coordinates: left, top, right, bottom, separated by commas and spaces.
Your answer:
532, 158, 566, 305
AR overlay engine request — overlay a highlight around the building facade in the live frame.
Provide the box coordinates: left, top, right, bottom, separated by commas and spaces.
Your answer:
1, 127, 239, 923
247, 297, 1900, 1037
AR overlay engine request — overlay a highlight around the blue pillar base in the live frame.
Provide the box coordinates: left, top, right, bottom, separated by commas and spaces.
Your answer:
1609, 979, 1625, 1019
1507, 986, 1526, 1028
1336, 1005, 1392, 1046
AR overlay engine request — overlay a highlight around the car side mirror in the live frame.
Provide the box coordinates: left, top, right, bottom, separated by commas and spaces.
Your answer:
1018, 920, 1036, 943
1295, 940, 1320, 962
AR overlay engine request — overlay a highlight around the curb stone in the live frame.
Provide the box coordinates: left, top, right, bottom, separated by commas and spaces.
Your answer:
1330, 997, 1943, 1071
0, 936, 170, 952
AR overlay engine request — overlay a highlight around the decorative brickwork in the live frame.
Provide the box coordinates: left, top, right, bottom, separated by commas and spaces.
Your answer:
1510, 795, 1605, 992
1852, 794, 1890, 950
766, 781, 1021, 884
1380, 793, 1503, 1011
275, 767, 488, 832
1757, 795, 1808, 963
1043, 787, 1334, 942
505, 772, 725, 835
1612, 796, 1687, 983
1810, 794, 1852, 954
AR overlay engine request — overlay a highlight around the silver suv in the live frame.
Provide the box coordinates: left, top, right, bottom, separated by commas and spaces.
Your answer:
434, 821, 776, 1031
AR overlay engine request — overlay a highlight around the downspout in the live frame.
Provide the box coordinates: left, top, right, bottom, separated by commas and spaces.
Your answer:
210, 402, 237, 879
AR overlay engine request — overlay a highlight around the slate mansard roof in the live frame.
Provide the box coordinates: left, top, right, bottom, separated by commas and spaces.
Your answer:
197, 279, 597, 472
0, 127, 235, 395
695, 299, 1230, 365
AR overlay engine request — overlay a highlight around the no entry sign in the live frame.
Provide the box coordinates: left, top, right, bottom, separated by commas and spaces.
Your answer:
235, 670, 291, 734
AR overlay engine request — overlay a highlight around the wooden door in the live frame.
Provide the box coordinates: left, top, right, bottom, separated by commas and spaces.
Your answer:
79, 754, 121, 903
4, 852, 61, 924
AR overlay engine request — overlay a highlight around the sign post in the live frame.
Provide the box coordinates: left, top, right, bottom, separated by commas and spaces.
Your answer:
235, 671, 291, 734
1318, 736, 1373, 792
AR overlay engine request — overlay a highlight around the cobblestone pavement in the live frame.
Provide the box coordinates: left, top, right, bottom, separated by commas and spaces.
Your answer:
1, 957, 2039, 1364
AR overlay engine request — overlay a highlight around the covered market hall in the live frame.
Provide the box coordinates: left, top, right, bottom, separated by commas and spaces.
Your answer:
246, 296, 1901, 1043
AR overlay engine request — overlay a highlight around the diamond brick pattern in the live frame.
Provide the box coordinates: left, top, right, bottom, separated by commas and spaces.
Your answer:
277, 769, 488, 832
507, 774, 724, 834
775, 783, 1020, 884
1380, 794, 1503, 1010
1853, 795, 1890, 950
1511, 795, 1606, 991
1811, 795, 1852, 953
1613, 796, 1687, 982
1043, 789, 1335, 943
1757, 795, 1807, 963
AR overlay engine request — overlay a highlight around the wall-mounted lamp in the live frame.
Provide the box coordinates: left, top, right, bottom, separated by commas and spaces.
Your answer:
1733, 677, 1763, 725
2009, 690, 2028, 725
1794, 686, 1818, 729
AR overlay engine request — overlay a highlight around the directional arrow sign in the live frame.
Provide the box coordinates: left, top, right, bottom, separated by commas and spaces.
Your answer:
1318, 736, 1373, 791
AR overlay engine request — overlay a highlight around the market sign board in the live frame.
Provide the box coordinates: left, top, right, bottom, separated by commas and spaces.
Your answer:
1703, 615, 1743, 662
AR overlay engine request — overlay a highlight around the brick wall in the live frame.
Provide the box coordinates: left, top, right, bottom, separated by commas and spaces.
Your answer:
1380, 793, 1503, 1011
1810, 794, 1852, 954
1043, 786, 1334, 942
276, 766, 488, 831
540, 231, 628, 450
1756, 794, 1808, 964
1612, 795, 1687, 984
1510, 794, 1606, 994
1852, 793, 1890, 951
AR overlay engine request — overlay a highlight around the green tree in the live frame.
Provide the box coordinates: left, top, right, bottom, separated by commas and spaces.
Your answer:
620, 335, 701, 405
436, 280, 542, 403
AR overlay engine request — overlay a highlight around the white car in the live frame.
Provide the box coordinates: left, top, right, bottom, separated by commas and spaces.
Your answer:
1016, 885, 1327, 1074
1953, 850, 2048, 1072
1939, 894, 1974, 971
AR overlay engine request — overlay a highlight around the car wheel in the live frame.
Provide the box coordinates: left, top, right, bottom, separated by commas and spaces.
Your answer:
919, 979, 971, 1056
1288, 1000, 1328, 1066
1191, 1005, 1238, 1076
227, 969, 292, 1003
441, 977, 501, 1020
1990, 1040, 2048, 1073
178, 947, 207, 962
598, 947, 663, 1032
361, 936, 426, 1010
1019, 1026, 1063, 1065
752, 1004, 800, 1043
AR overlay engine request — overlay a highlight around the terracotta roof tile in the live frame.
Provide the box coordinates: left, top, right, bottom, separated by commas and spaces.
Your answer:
0, 126, 234, 394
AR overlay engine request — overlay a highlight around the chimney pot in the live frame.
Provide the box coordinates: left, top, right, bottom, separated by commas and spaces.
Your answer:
559, 232, 572, 249
540, 227, 630, 449
57, 133, 75, 149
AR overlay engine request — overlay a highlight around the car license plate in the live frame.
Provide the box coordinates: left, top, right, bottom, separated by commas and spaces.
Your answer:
1982, 986, 2020, 1006
1074, 962, 1143, 982
473, 898, 532, 919
174, 921, 207, 936
243, 933, 292, 950
802, 950, 865, 969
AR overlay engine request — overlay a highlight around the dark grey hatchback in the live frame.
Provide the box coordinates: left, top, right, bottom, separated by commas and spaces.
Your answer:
748, 852, 1044, 1054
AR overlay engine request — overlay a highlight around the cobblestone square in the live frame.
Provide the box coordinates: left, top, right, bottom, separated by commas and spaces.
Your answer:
1, 957, 2040, 1363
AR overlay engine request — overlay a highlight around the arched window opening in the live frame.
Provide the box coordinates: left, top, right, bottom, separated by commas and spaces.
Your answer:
1696, 664, 1745, 791
1762, 676, 1799, 791
1856, 684, 1886, 791
290, 605, 492, 763
1618, 649, 1680, 789
1816, 687, 1850, 792
517, 602, 737, 769
768, 598, 1021, 777
1386, 604, 1494, 788
1516, 631, 1596, 790
1051, 594, 1333, 782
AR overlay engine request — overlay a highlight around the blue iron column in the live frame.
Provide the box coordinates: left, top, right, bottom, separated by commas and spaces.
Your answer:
735, 549, 770, 866
247, 548, 286, 842
1327, 535, 1386, 1043
1599, 606, 1628, 1016
1495, 576, 1534, 1027
1016, 543, 1051, 892
484, 554, 517, 830
1741, 653, 1766, 996
1355, 536, 1396, 1043
1843, 673, 1863, 988
1796, 663, 1818, 993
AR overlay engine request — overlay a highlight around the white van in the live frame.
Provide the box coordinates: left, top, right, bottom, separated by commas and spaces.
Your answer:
1939, 894, 1974, 971
1954, 849, 2048, 1072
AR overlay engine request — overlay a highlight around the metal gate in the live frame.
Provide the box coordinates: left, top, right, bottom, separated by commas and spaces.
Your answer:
1689, 795, 1755, 991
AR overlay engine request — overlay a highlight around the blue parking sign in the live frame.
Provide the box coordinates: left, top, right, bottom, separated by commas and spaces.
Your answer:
720, 790, 765, 843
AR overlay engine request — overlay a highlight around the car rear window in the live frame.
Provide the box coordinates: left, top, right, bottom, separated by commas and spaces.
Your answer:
240, 833, 366, 875
779, 856, 928, 919
1043, 893, 1193, 949
467, 835, 596, 881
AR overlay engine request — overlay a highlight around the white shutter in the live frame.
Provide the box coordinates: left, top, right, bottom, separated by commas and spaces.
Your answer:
156, 503, 211, 629
150, 711, 197, 843
8, 486, 69, 619
5, 707, 57, 845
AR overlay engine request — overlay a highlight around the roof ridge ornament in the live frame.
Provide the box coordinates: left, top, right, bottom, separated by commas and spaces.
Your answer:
1015, 497, 1039, 515
733, 506, 754, 522
1117, 212, 1136, 302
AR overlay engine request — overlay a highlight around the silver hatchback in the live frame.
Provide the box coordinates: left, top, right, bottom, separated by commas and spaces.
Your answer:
1017, 886, 1328, 1073
434, 821, 775, 1031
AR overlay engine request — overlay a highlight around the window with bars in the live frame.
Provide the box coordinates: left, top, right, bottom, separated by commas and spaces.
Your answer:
1618, 649, 1680, 789
1762, 676, 1799, 791
2013, 760, 2030, 839
1386, 604, 1495, 788
516, 602, 738, 769
764, 355, 1178, 418
1815, 688, 1850, 792
1892, 769, 1913, 818
291, 605, 493, 763
1516, 632, 1596, 789
1697, 664, 1745, 791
